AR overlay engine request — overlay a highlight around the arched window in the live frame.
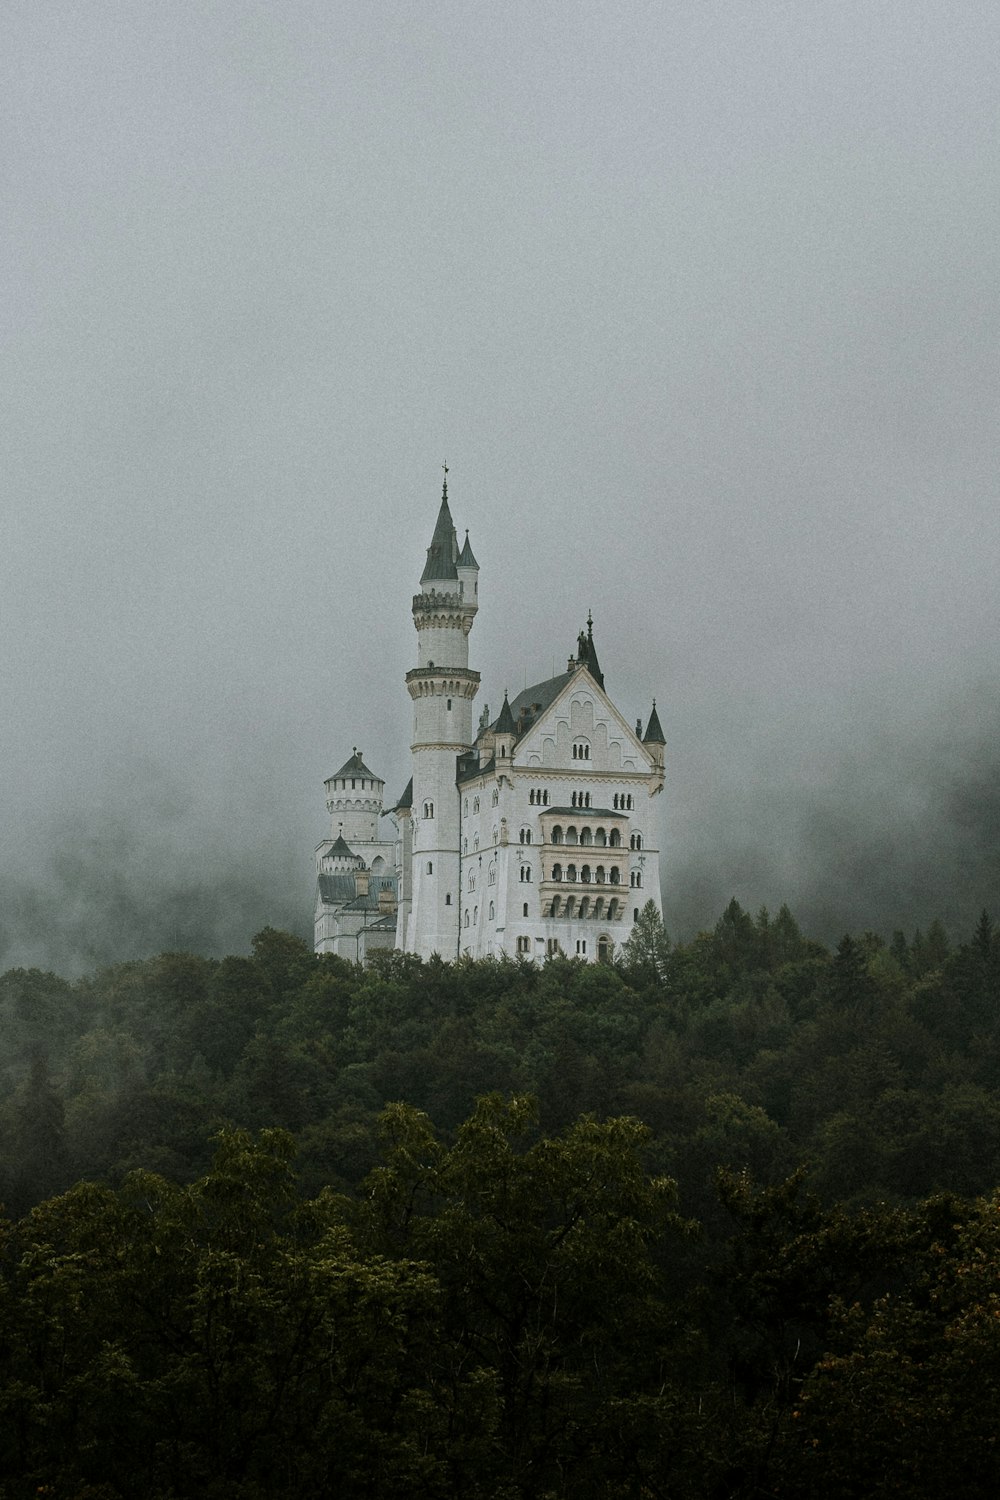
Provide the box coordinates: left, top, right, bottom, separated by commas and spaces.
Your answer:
427, 861, 433, 874
635, 871, 642, 888
529, 790, 535, 805
610, 868, 620, 885
566, 864, 577, 883
519, 827, 532, 845
468, 871, 476, 892
473, 797, 480, 814
595, 827, 606, 846
596, 865, 605, 883
462, 838, 468, 854
598, 936, 611, 963
565, 895, 575, 917
572, 740, 590, 761
552, 863, 563, 882
551, 895, 561, 917
607, 898, 618, 920
464, 910, 470, 928
613, 794, 619, 810
552, 826, 563, 844
492, 826, 499, 844
627, 795, 633, 810
543, 790, 549, 806
594, 896, 604, 918
488, 865, 497, 886
634, 907, 639, 922
489, 901, 495, 920
579, 896, 589, 918
445, 893, 452, 905
580, 828, 593, 846
631, 832, 643, 850
423, 801, 434, 819
523, 902, 529, 917
519, 865, 531, 883
609, 829, 622, 848
566, 826, 578, 845
474, 905, 478, 923
463, 798, 468, 815
581, 865, 591, 883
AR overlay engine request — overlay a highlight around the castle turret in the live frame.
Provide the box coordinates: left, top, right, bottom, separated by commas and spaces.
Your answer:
404, 474, 480, 956
324, 749, 385, 844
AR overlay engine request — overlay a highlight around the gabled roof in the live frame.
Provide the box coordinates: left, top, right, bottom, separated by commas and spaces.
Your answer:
328, 749, 381, 783
505, 671, 575, 740
419, 481, 459, 583
457, 529, 478, 568
643, 701, 665, 745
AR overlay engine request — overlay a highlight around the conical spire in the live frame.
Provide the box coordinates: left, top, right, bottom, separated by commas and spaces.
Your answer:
643, 700, 665, 744
494, 690, 516, 734
457, 528, 479, 568
420, 472, 459, 583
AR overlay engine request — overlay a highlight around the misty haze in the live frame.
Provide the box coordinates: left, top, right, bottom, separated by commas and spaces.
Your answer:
2, 3, 998, 975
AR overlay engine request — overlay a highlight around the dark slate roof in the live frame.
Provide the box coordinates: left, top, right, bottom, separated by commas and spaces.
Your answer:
505, 671, 574, 739
419, 482, 459, 583
458, 754, 494, 785
328, 749, 381, 783
317, 873, 359, 905
391, 777, 413, 813
643, 700, 665, 745
457, 529, 479, 568
325, 835, 361, 862
494, 692, 516, 734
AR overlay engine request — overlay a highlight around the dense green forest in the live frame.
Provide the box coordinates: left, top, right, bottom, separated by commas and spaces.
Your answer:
2, 900, 999, 1496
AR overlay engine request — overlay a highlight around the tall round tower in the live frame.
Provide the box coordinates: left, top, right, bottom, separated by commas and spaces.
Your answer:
405, 474, 480, 956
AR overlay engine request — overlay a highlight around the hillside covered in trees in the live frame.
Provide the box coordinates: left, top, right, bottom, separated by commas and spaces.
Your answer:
2, 900, 1000, 1496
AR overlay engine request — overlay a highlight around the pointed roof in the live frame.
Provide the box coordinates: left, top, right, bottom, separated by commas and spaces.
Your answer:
457, 529, 479, 568
574, 611, 604, 690
325, 835, 362, 864
391, 777, 413, 813
420, 479, 459, 583
328, 749, 381, 783
643, 700, 665, 745
494, 691, 516, 735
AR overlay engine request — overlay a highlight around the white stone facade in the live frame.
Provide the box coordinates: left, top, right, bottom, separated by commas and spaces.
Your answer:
314, 481, 665, 963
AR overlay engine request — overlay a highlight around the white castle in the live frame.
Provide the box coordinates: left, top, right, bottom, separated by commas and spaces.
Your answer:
314, 478, 665, 963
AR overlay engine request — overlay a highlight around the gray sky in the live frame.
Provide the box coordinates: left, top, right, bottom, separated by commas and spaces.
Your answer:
3, 1, 998, 971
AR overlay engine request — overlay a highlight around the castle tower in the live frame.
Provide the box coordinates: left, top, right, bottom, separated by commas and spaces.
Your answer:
323, 749, 385, 845
404, 474, 480, 956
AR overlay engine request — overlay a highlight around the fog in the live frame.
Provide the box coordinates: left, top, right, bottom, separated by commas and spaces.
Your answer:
3, 3, 998, 973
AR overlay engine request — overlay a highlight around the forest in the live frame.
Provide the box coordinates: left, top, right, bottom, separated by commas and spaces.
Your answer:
1, 899, 999, 1497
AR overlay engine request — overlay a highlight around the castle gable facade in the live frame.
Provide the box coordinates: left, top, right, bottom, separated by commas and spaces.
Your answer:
315, 481, 664, 963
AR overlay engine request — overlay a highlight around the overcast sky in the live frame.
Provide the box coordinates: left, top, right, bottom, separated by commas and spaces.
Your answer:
3, 1, 998, 971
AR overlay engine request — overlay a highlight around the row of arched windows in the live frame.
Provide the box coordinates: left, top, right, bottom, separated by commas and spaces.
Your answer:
528, 788, 549, 805
570, 791, 591, 808
548, 895, 620, 921
464, 902, 496, 926
630, 832, 643, 849
550, 864, 621, 885
630, 871, 643, 887
519, 828, 533, 844
612, 793, 634, 810
551, 825, 622, 847
571, 741, 591, 760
